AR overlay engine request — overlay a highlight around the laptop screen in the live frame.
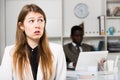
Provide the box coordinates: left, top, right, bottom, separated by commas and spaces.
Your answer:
75, 51, 108, 71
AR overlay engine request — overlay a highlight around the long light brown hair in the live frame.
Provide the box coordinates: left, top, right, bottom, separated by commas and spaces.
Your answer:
13, 4, 53, 80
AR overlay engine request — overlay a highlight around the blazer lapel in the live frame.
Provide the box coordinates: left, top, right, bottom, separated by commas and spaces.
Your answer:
68, 43, 78, 54
37, 64, 43, 80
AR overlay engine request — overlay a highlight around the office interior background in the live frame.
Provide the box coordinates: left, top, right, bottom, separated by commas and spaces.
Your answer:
0, 0, 120, 67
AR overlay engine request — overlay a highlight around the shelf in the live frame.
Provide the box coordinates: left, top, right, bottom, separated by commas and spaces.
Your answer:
107, 0, 120, 3
106, 16, 120, 19
84, 35, 106, 38
105, 0, 120, 51
63, 35, 105, 39
107, 35, 120, 37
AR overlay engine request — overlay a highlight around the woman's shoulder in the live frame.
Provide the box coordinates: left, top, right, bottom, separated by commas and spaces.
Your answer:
5, 44, 15, 49
49, 42, 63, 55
4, 44, 15, 56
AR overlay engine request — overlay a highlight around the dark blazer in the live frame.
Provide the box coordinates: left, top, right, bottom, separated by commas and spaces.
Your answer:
63, 43, 94, 69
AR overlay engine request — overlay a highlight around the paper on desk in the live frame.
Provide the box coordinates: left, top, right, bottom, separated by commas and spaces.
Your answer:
67, 71, 95, 80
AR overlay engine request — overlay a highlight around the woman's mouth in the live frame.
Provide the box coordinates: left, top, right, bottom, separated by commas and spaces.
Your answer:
34, 31, 40, 35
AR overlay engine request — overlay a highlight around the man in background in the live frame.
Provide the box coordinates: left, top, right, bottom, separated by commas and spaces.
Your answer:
63, 22, 95, 70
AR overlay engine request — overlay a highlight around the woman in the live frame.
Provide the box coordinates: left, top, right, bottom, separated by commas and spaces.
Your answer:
0, 4, 66, 80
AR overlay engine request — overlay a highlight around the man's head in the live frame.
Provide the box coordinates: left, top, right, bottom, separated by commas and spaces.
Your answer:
70, 23, 84, 45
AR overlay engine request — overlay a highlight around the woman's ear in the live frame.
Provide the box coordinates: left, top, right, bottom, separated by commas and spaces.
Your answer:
20, 26, 24, 31
19, 22, 24, 31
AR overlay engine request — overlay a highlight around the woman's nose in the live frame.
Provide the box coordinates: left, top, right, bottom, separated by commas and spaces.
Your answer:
35, 22, 40, 28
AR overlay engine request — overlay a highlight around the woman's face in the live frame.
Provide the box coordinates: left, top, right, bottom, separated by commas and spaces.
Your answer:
21, 12, 45, 42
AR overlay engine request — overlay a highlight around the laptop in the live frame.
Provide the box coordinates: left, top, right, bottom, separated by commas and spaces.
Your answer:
75, 51, 108, 71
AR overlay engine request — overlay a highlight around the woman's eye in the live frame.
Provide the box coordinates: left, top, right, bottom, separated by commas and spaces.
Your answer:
38, 19, 44, 23
29, 20, 34, 23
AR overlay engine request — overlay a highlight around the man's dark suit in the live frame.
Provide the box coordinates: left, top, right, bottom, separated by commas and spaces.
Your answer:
63, 43, 94, 69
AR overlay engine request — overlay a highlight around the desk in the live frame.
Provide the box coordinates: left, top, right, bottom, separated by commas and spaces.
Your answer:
95, 71, 120, 80
67, 70, 120, 80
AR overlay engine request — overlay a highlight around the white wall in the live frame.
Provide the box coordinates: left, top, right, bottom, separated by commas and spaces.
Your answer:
0, 0, 5, 64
